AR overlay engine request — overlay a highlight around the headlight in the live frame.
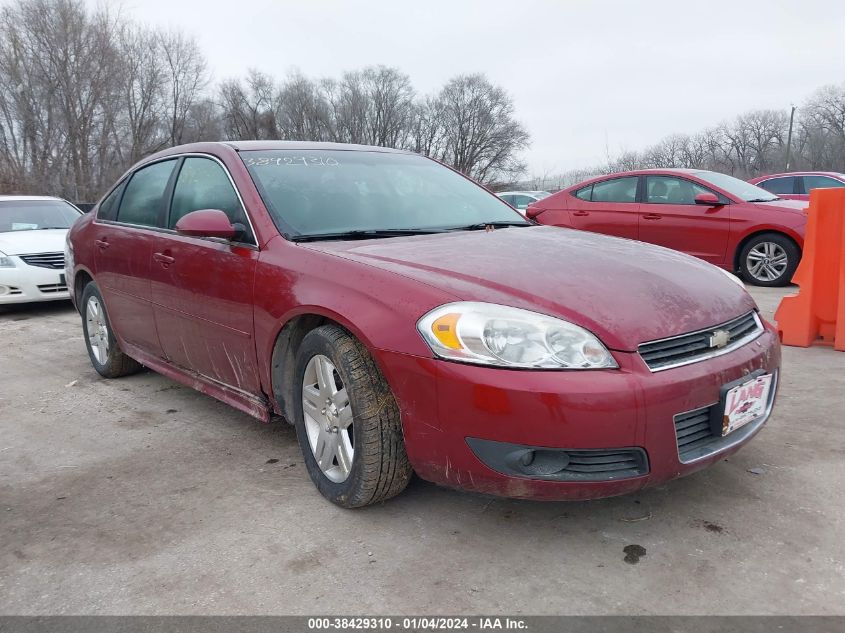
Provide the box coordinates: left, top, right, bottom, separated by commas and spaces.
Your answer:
417, 302, 617, 369
0, 253, 15, 268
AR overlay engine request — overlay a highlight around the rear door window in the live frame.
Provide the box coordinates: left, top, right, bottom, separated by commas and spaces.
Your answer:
97, 181, 126, 221
757, 176, 795, 195
116, 159, 178, 227
168, 157, 254, 244
590, 177, 638, 203
802, 175, 845, 191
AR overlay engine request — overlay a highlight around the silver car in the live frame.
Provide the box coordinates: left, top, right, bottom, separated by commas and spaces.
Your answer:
496, 190, 551, 211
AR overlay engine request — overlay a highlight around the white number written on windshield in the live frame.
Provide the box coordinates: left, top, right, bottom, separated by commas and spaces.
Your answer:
244, 156, 339, 167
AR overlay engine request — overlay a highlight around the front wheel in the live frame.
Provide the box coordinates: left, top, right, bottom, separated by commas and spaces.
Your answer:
80, 282, 142, 378
738, 233, 800, 287
292, 324, 412, 508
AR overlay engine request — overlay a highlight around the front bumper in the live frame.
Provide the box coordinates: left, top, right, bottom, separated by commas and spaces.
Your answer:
0, 262, 70, 304
377, 320, 781, 501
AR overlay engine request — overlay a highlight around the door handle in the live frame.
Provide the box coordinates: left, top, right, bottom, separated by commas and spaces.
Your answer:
572, 211, 589, 217
153, 252, 175, 266
642, 213, 662, 220
94, 238, 109, 249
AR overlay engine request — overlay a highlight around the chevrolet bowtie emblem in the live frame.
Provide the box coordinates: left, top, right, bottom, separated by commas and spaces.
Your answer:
709, 329, 730, 349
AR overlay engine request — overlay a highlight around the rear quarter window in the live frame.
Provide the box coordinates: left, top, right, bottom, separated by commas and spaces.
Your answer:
590, 177, 638, 203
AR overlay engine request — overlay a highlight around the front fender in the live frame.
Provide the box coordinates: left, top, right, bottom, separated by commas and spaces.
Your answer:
252, 238, 458, 408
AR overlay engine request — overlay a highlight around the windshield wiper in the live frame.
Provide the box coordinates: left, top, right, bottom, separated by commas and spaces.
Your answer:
746, 198, 780, 203
291, 228, 446, 242
448, 220, 534, 231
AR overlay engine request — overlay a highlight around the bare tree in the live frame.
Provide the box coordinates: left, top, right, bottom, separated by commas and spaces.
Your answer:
159, 29, 208, 146
425, 73, 529, 184
218, 69, 280, 140
0, 0, 125, 199
277, 72, 330, 141
361, 66, 415, 147
801, 83, 845, 171
117, 24, 168, 164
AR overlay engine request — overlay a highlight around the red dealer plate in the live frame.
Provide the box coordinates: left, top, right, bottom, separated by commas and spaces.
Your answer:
722, 374, 773, 436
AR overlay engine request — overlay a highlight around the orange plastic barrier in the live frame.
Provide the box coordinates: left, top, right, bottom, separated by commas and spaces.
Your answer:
775, 187, 845, 351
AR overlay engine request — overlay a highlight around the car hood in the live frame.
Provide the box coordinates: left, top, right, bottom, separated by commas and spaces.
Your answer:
752, 199, 808, 213
0, 229, 68, 256
303, 226, 756, 352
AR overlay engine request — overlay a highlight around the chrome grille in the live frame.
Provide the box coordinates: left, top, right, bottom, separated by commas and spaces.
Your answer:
20, 252, 65, 270
639, 312, 763, 371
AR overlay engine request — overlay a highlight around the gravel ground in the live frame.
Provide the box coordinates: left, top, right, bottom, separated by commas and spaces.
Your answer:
0, 285, 843, 614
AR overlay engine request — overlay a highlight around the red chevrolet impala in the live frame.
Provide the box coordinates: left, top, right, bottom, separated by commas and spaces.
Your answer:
66, 143, 781, 507
527, 169, 808, 286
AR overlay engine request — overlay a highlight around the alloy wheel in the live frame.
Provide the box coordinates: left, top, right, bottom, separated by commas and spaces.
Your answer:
745, 242, 788, 283
85, 295, 110, 365
301, 354, 355, 483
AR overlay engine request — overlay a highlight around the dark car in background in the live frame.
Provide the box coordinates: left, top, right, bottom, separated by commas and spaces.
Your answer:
527, 168, 808, 286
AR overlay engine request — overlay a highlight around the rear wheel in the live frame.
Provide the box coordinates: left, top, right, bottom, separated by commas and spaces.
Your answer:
738, 233, 800, 287
81, 282, 142, 378
292, 324, 412, 508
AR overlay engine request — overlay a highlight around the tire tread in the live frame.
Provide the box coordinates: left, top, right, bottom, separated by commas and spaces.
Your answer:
294, 324, 412, 508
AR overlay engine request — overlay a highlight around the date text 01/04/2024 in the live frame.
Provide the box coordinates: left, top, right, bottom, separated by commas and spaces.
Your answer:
307, 617, 528, 630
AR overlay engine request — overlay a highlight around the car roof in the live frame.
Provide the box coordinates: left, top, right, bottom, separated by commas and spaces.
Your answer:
563, 168, 712, 191
496, 191, 547, 196
0, 195, 65, 202
752, 171, 845, 179
222, 140, 412, 154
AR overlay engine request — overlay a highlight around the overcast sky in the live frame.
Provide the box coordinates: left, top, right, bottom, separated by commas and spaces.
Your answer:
102, 0, 845, 174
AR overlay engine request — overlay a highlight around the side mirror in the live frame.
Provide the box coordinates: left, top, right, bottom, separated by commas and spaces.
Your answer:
525, 205, 543, 219
694, 192, 721, 206
174, 209, 237, 239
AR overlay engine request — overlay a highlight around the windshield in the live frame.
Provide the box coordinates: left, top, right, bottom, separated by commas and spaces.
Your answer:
241, 150, 528, 238
693, 171, 779, 202
532, 191, 551, 200
0, 200, 81, 232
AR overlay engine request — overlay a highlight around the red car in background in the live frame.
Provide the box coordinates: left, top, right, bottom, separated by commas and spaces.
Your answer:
67, 143, 781, 507
748, 171, 845, 201
527, 168, 808, 286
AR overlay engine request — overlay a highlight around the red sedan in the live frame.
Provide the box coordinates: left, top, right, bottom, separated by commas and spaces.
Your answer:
527, 169, 808, 286
748, 171, 845, 201
66, 143, 780, 507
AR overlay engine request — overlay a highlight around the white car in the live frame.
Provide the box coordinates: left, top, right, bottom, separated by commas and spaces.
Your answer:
496, 190, 552, 211
0, 196, 82, 304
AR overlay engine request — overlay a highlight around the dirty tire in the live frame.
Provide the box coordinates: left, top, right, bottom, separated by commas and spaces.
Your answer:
292, 324, 412, 508
738, 232, 800, 287
80, 282, 142, 378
